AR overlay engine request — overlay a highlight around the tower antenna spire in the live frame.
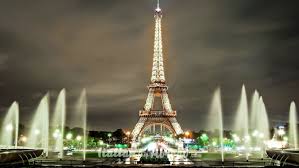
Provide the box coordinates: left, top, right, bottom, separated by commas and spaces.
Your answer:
155, 0, 161, 11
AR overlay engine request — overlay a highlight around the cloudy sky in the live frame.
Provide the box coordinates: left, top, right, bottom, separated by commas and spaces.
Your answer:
0, 0, 298, 131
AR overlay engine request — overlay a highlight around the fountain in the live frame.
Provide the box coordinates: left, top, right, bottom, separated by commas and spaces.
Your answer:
256, 97, 270, 140
74, 89, 87, 160
0, 102, 19, 148
247, 89, 271, 159
255, 97, 270, 158
250, 90, 259, 129
208, 87, 224, 162
289, 101, 297, 149
52, 89, 66, 159
251, 93, 270, 140
234, 84, 249, 161
26, 94, 49, 156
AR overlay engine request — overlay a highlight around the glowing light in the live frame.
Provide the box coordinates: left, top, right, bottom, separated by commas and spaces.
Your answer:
258, 133, 264, 138
126, 131, 131, 136
34, 129, 40, 135
253, 147, 261, 151
252, 130, 258, 137
236, 145, 245, 151
76, 135, 82, 141
266, 139, 287, 149
278, 129, 285, 136
66, 133, 72, 140
212, 141, 217, 146
244, 135, 251, 142
53, 129, 60, 139
20, 136, 27, 142
146, 142, 158, 152
185, 131, 190, 137
232, 134, 240, 143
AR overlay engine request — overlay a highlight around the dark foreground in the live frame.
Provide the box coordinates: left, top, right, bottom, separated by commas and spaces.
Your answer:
1, 158, 298, 168
1, 150, 299, 167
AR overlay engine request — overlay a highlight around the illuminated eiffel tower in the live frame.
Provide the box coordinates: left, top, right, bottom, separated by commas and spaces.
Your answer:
131, 1, 184, 142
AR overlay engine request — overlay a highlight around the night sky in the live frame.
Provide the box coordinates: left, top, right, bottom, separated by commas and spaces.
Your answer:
0, 0, 299, 131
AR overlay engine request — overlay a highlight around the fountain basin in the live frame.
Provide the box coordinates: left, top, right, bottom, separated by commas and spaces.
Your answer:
266, 149, 299, 164
0, 149, 43, 163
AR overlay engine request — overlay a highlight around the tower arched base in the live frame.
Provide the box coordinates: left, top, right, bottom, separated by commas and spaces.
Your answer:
131, 116, 183, 142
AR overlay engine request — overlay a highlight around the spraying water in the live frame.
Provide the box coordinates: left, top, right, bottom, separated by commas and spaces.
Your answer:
0, 102, 19, 148
27, 94, 49, 156
208, 88, 224, 162
257, 97, 270, 158
250, 90, 259, 129
52, 89, 66, 159
257, 97, 270, 140
289, 101, 297, 149
74, 89, 87, 160
234, 85, 249, 161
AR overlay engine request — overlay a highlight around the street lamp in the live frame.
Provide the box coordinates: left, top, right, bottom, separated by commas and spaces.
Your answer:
76, 135, 82, 141
20, 135, 27, 143
185, 131, 190, 138
66, 133, 73, 140
99, 140, 104, 146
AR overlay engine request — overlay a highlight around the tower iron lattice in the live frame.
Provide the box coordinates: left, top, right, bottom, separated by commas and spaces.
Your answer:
131, 1, 184, 142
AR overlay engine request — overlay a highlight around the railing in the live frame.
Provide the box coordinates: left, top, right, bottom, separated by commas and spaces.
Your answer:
32, 159, 113, 167
139, 110, 176, 117
148, 83, 168, 89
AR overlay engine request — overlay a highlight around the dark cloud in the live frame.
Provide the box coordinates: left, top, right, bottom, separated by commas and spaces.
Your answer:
0, 0, 299, 131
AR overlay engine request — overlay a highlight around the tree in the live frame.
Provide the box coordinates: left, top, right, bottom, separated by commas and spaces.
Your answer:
113, 129, 126, 144
197, 133, 209, 147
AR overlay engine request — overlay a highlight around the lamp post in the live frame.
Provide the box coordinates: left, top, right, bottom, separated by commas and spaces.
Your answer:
184, 131, 191, 151
108, 133, 112, 148
65, 133, 73, 149
76, 135, 82, 149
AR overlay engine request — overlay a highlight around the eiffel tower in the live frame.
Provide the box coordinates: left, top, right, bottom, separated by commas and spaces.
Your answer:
131, 1, 184, 142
